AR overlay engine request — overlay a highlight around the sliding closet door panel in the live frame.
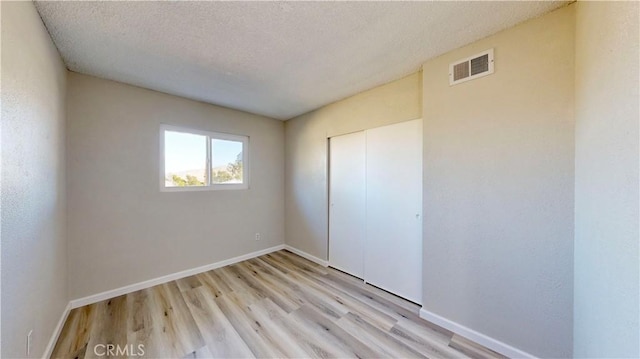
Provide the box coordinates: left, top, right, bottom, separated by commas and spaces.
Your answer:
329, 131, 365, 278
365, 119, 422, 303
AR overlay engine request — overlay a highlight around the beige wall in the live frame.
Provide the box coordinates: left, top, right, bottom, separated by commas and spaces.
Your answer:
284, 72, 421, 259
421, 5, 575, 358
4, 2, 637, 357
574, 1, 639, 357
66, 73, 284, 299
1, 2, 68, 357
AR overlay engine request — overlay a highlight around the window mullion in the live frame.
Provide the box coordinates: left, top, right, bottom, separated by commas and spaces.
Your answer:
206, 135, 212, 187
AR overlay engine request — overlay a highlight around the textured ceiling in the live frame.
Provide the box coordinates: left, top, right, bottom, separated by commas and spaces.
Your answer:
35, 1, 567, 120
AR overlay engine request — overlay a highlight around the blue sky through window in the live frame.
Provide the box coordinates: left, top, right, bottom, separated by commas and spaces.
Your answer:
212, 139, 242, 169
164, 131, 242, 174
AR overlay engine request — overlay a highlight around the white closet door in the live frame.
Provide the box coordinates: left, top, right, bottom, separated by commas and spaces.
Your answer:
329, 131, 366, 278
365, 119, 423, 304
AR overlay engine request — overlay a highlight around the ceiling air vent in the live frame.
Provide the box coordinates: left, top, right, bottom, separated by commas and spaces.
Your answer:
449, 49, 494, 86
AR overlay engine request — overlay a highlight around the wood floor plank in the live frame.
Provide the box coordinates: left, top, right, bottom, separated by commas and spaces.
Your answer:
327, 266, 422, 314
182, 345, 214, 359
389, 320, 464, 359
128, 288, 151, 333
249, 258, 306, 300
202, 269, 234, 296
176, 275, 203, 292
195, 272, 224, 298
257, 297, 354, 359
51, 305, 96, 358
127, 287, 175, 358
317, 270, 440, 330
215, 266, 265, 305
449, 334, 508, 359
272, 251, 328, 276
337, 312, 428, 359
234, 261, 301, 313
290, 304, 381, 358
261, 255, 398, 332
245, 298, 310, 358
304, 275, 401, 332
243, 259, 306, 307
214, 291, 287, 358
183, 286, 254, 358
84, 295, 128, 359
395, 316, 454, 346
149, 282, 205, 358
258, 255, 349, 321
51, 250, 502, 359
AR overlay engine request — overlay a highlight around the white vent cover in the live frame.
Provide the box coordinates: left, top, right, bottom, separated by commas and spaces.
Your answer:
449, 49, 494, 86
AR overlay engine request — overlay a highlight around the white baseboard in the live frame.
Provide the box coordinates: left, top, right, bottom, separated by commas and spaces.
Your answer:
419, 308, 536, 359
43, 301, 72, 359
69, 244, 285, 309
284, 245, 329, 267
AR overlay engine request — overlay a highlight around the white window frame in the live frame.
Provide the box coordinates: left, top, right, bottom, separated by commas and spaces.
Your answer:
159, 124, 249, 192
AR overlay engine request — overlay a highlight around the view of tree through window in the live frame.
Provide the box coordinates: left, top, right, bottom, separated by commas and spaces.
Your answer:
211, 139, 243, 184
162, 127, 247, 190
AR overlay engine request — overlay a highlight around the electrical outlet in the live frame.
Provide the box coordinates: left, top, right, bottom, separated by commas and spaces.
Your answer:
26, 330, 33, 356
255, 233, 261, 241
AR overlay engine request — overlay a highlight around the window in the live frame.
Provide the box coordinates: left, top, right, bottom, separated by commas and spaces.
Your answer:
160, 125, 249, 191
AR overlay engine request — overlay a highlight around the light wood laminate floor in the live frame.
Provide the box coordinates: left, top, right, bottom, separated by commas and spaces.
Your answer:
52, 250, 505, 359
